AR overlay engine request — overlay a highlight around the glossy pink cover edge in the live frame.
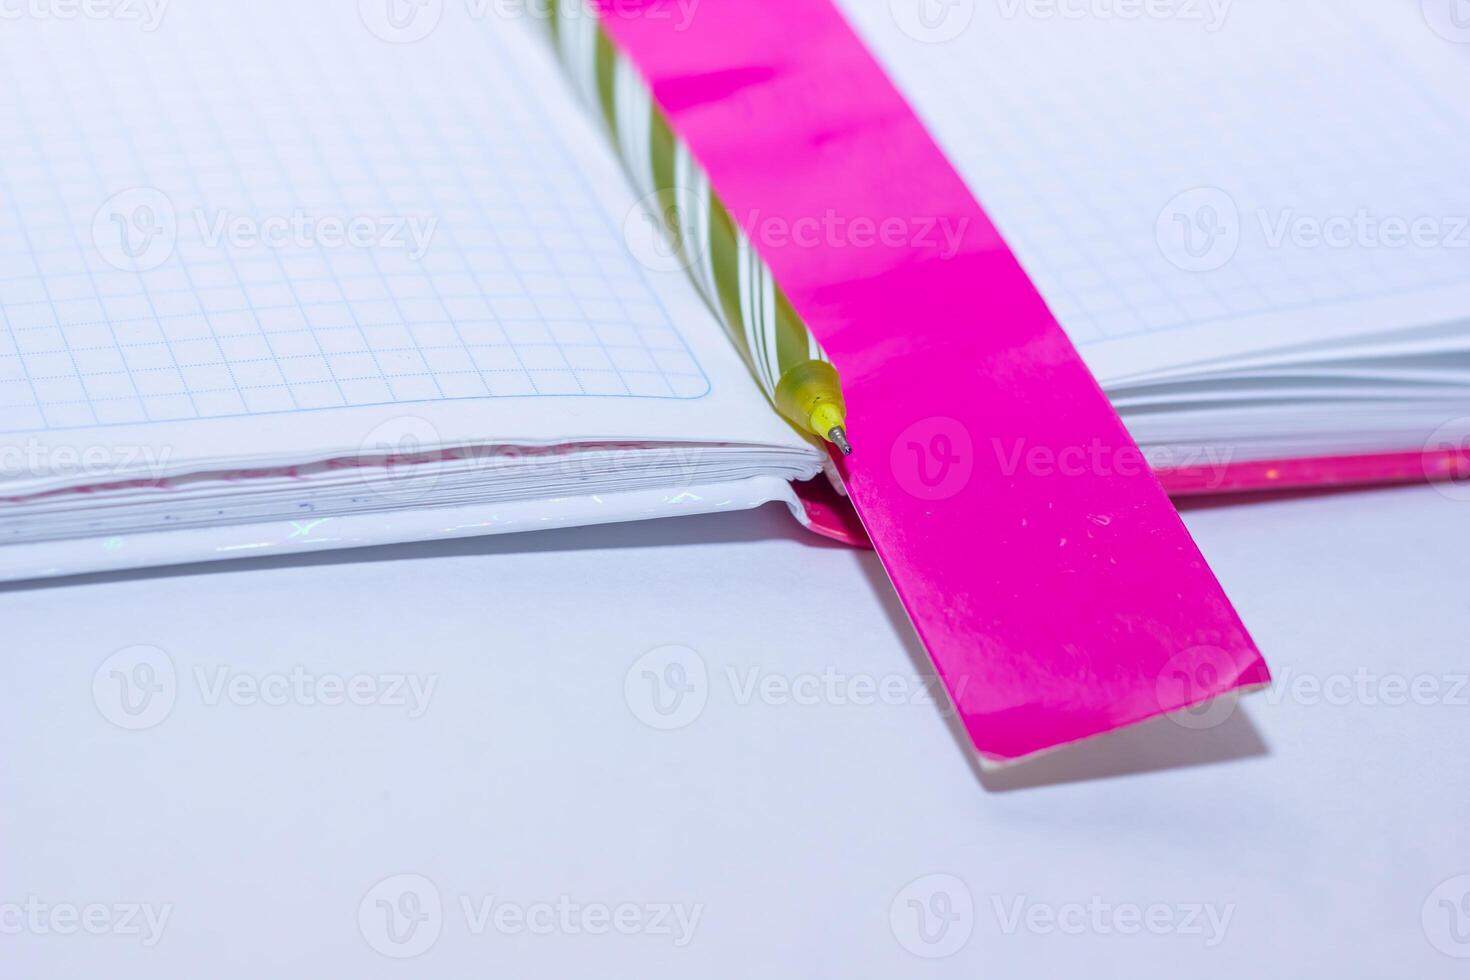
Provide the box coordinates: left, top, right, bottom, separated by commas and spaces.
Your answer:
802, 451, 1470, 546
595, 0, 1270, 762
1159, 449, 1470, 496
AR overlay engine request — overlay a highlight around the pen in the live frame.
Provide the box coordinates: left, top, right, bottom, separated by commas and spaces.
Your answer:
547, 5, 853, 455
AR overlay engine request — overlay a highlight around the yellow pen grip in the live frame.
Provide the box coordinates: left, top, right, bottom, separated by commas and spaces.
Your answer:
774, 361, 851, 455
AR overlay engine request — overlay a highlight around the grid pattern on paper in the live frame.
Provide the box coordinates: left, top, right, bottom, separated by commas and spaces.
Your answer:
0, 2, 709, 435
840, 0, 1470, 347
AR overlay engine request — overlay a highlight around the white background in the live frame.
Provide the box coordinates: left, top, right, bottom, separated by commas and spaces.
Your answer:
3, 482, 1468, 978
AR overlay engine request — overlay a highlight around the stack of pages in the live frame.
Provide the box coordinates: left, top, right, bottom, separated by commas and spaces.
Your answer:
1, 0, 1467, 578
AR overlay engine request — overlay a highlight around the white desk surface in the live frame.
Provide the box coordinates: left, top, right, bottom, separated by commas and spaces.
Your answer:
3, 482, 1467, 978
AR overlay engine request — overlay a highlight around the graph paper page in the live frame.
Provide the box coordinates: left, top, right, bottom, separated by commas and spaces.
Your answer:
837, 0, 1470, 383
0, 1, 810, 489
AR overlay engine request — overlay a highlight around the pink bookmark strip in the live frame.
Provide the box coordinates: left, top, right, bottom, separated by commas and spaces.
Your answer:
596, 0, 1270, 763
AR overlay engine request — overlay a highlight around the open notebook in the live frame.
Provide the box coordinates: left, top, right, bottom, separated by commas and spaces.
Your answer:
837, 0, 1470, 466
0, 2, 827, 578
1, 0, 1467, 579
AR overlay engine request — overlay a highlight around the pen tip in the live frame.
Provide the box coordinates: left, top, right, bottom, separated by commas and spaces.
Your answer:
828, 426, 852, 456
